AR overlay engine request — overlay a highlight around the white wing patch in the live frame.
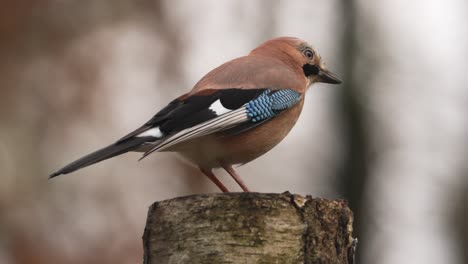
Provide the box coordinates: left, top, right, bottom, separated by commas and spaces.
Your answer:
137, 127, 164, 138
209, 99, 230, 115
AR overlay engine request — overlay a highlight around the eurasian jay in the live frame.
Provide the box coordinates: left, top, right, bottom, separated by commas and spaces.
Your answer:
50, 37, 341, 192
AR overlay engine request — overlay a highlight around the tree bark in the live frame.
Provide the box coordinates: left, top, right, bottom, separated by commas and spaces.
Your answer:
143, 192, 356, 264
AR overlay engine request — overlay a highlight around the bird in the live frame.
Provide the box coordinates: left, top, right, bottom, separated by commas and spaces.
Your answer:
49, 37, 341, 192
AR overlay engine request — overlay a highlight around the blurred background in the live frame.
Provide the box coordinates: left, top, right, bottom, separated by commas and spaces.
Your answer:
0, 0, 467, 263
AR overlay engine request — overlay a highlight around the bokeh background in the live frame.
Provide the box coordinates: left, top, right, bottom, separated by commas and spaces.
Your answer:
1, 0, 467, 263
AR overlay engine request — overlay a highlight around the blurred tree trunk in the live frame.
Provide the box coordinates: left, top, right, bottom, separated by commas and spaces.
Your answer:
143, 193, 356, 264
336, 0, 369, 262
454, 175, 468, 264
457, 12, 468, 263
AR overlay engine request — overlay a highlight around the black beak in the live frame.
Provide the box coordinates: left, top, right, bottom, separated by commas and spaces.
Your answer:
318, 69, 342, 84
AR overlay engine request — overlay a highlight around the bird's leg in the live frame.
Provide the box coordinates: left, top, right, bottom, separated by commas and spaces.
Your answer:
200, 168, 229, 193
221, 164, 250, 192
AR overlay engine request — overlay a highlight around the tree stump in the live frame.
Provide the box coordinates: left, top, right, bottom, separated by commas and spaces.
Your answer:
143, 192, 356, 264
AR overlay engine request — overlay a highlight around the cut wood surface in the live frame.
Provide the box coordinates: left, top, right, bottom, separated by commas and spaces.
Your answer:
143, 192, 356, 264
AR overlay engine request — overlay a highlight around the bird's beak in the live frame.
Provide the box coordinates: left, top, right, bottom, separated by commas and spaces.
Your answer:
317, 69, 342, 84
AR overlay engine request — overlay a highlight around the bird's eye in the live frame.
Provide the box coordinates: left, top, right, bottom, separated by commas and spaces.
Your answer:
304, 49, 315, 60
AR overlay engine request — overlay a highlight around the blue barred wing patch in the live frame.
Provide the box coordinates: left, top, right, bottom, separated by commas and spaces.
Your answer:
246, 89, 301, 123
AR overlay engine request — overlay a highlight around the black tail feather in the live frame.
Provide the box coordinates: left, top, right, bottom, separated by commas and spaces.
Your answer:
49, 137, 154, 178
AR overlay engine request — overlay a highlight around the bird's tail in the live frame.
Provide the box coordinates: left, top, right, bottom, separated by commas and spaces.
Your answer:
49, 137, 154, 178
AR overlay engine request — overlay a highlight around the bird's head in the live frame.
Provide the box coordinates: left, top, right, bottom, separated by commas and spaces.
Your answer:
250, 37, 342, 87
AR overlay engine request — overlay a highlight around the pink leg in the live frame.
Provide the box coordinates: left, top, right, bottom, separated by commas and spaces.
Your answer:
221, 164, 250, 192
200, 168, 229, 193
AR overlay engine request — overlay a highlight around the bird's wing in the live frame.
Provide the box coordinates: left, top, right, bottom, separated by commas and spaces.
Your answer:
118, 88, 302, 160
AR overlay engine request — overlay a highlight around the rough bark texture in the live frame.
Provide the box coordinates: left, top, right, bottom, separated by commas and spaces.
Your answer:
143, 192, 355, 264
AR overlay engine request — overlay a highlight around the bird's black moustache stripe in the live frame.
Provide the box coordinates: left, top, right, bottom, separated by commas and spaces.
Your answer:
303, 64, 319, 77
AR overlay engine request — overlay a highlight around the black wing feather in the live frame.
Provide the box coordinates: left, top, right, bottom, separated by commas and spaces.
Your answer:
117, 97, 185, 143
218, 89, 267, 109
